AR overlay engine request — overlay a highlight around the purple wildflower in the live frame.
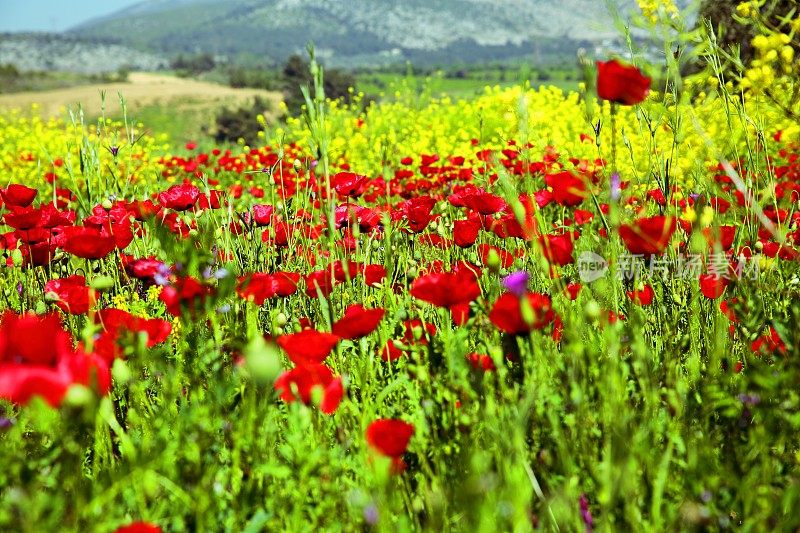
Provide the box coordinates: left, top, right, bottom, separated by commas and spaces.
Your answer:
610, 172, 621, 202
737, 393, 761, 406
579, 494, 593, 533
363, 504, 379, 526
502, 271, 530, 297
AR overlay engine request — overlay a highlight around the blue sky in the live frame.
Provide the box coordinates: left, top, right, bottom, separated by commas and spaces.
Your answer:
0, 0, 142, 32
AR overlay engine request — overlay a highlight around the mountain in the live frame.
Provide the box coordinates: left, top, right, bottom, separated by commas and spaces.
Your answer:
69, 0, 655, 67
0, 33, 167, 73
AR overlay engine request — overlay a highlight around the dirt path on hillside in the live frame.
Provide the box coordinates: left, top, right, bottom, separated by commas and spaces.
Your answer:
0, 72, 282, 118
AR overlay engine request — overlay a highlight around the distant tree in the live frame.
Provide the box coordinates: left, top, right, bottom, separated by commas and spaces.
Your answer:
171, 53, 216, 75
214, 97, 272, 146
281, 55, 356, 114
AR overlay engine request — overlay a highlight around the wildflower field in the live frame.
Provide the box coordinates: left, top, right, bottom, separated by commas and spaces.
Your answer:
1, 3, 800, 532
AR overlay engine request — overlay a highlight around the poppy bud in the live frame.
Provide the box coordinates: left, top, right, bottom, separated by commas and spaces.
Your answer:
101, 199, 113, 210
44, 291, 60, 302
584, 300, 601, 319
276, 312, 288, 327
91, 276, 115, 291
112, 359, 132, 385
64, 384, 93, 407
244, 336, 281, 385
486, 249, 502, 272
10, 248, 23, 266
293, 159, 302, 171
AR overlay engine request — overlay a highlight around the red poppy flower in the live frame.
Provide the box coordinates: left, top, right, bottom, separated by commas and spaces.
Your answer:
61, 226, 117, 259
157, 183, 201, 211
332, 172, 368, 197
545, 172, 587, 206
197, 190, 225, 210
366, 419, 414, 458
252, 204, 275, 226
751, 326, 786, 355
489, 292, 555, 334
461, 190, 507, 215
699, 274, 730, 299
159, 276, 212, 316
401, 319, 437, 344
3, 206, 43, 230
539, 233, 575, 266
702, 226, 736, 251
276, 329, 340, 364
332, 305, 385, 339
478, 244, 515, 269
274, 363, 344, 415
453, 218, 481, 248
380, 340, 406, 361
466, 352, 496, 372
410, 270, 481, 324
618, 216, 676, 256
44, 275, 95, 315
1, 184, 38, 207
122, 256, 167, 283
305, 270, 338, 298
565, 283, 582, 300
237, 272, 300, 304
96, 309, 172, 346
397, 196, 437, 233
114, 522, 162, 533
362, 264, 387, 286
626, 284, 655, 306
596, 59, 651, 105
0, 312, 110, 406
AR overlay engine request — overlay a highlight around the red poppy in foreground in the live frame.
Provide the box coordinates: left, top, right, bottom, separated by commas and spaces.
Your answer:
410, 271, 481, 325
539, 233, 575, 267
453, 217, 481, 247
61, 226, 118, 259
489, 292, 555, 335
1, 184, 38, 207
274, 363, 344, 415
44, 275, 95, 315
545, 172, 587, 206
114, 522, 162, 533
276, 329, 340, 364
618, 216, 676, 256
626, 284, 655, 306
157, 183, 201, 211
159, 276, 212, 316
596, 59, 651, 105
699, 274, 730, 299
366, 418, 415, 472
380, 340, 406, 361
93, 309, 172, 363
0, 312, 110, 406
332, 305, 385, 339
237, 272, 300, 304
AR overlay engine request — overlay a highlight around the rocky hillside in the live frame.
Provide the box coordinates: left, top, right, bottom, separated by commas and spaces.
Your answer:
69, 0, 653, 66
0, 33, 167, 73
